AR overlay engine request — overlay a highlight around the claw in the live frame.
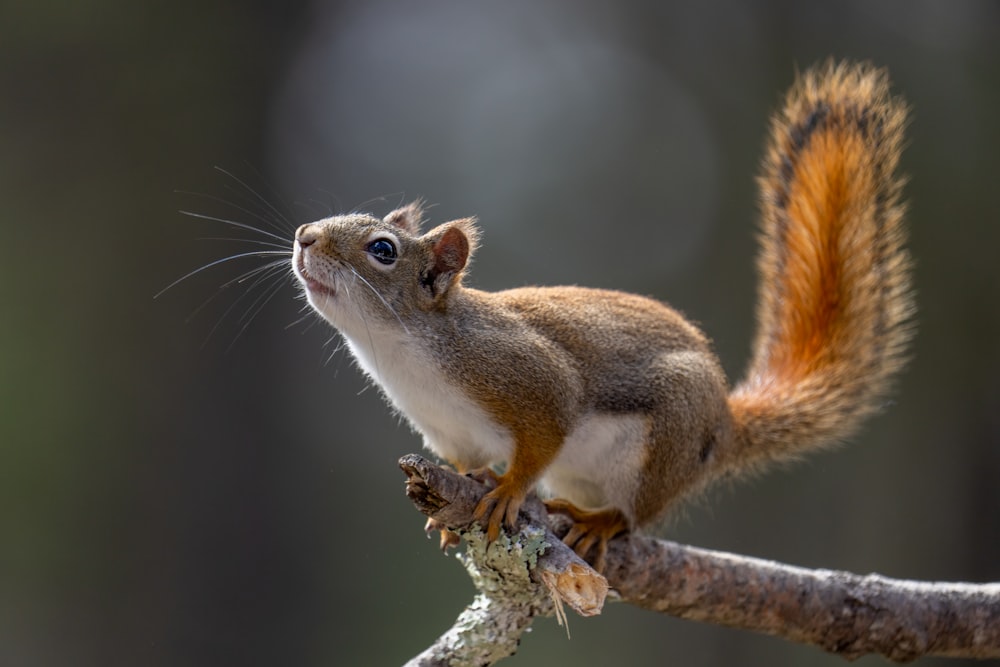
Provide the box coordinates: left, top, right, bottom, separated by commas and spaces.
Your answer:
544, 499, 628, 572
464, 466, 500, 486
424, 517, 461, 551
474, 483, 526, 542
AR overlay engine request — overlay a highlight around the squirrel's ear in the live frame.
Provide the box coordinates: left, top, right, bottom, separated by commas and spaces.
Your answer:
383, 200, 425, 234
422, 218, 479, 299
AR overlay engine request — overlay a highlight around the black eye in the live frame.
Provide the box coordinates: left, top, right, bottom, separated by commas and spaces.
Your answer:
367, 238, 397, 265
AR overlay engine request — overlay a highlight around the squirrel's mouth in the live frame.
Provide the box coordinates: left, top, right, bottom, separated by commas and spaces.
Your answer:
295, 257, 336, 299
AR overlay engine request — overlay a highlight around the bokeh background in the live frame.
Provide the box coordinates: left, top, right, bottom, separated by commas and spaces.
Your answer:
3, 1, 999, 665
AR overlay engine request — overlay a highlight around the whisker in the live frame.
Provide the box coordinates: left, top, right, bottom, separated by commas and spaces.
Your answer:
225, 258, 292, 288
284, 290, 325, 329
227, 276, 289, 352
197, 236, 293, 251
350, 192, 405, 215
175, 190, 293, 238
222, 183, 295, 236
155, 250, 292, 298
347, 266, 411, 336
215, 166, 296, 233
243, 162, 300, 229
236, 267, 290, 326
201, 264, 289, 349
323, 333, 346, 367
304, 197, 335, 217
284, 311, 317, 331
315, 188, 343, 215
292, 301, 327, 335
184, 259, 290, 323
166, 171, 303, 347
178, 210, 290, 245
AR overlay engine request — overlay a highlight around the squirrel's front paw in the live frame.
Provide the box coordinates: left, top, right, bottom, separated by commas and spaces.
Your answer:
473, 483, 526, 542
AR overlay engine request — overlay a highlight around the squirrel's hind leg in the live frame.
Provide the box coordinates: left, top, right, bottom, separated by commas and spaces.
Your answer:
545, 499, 629, 573
424, 517, 462, 551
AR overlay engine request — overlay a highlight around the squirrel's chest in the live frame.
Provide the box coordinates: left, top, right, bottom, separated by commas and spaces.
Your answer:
345, 335, 514, 467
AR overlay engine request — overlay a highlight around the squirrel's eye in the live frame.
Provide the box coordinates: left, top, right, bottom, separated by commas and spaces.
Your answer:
367, 238, 397, 265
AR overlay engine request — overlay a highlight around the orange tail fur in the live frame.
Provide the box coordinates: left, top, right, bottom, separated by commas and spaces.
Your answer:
727, 61, 914, 473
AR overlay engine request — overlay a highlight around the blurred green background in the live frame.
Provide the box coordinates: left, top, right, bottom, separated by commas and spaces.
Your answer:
3, 1, 998, 665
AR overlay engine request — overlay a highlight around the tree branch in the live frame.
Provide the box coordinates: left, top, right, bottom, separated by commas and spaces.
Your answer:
604, 533, 1000, 661
400, 454, 608, 666
399, 454, 1000, 664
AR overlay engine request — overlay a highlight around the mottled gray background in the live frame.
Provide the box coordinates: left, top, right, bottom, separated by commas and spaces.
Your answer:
3, 1, 999, 665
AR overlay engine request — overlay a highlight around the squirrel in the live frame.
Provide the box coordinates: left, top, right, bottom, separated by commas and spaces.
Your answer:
292, 61, 913, 570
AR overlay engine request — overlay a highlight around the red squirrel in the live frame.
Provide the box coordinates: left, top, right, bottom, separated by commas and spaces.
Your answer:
292, 61, 913, 569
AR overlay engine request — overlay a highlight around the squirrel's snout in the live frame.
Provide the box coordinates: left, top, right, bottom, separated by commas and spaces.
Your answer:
296, 224, 320, 247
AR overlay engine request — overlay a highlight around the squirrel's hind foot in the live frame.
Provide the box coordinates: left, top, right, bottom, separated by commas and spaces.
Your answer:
545, 500, 629, 573
424, 517, 461, 551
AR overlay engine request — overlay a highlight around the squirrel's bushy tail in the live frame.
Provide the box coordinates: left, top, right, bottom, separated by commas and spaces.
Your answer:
726, 61, 914, 474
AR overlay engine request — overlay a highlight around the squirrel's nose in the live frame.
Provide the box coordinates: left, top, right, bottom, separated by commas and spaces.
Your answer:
296, 224, 319, 247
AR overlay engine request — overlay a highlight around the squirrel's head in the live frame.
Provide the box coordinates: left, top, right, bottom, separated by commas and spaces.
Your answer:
292, 201, 479, 333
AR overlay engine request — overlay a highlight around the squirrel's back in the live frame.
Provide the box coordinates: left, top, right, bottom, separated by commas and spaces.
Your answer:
727, 61, 914, 474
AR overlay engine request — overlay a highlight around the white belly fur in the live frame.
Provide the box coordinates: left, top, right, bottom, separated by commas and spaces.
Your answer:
345, 330, 647, 518
542, 413, 649, 523
345, 332, 513, 468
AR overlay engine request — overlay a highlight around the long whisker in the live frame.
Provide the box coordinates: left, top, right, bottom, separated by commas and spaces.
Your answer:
184, 259, 291, 323
237, 268, 290, 326
227, 275, 290, 352
315, 188, 343, 215
224, 258, 292, 288
197, 236, 293, 251
302, 198, 335, 217
178, 210, 290, 245
347, 266, 411, 336
215, 166, 296, 233
243, 162, 300, 230
175, 190, 293, 238
155, 250, 292, 298
350, 193, 405, 215
166, 171, 302, 348
201, 263, 290, 348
